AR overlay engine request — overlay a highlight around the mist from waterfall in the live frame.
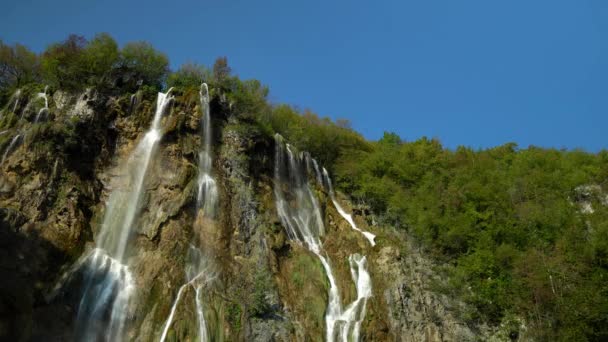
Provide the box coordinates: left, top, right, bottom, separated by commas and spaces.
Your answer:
74, 89, 174, 341
274, 134, 372, 341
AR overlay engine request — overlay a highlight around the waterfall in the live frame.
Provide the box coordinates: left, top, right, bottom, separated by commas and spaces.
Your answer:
161, 83, 215, 342
34, 86, 49, 123
197, 83, 218, 217
273, 134, 372, 342
13, 90, 20, 113
321, 168, 376, 246
160, 246, 213, 342
1, 134, 21, 165
74, 89, 174, 341
11, 88, 21, 114
129, 93, 138, 114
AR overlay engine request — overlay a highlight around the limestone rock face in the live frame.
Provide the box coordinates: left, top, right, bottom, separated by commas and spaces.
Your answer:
0, 88, 489, 341
375, 241, 487, 342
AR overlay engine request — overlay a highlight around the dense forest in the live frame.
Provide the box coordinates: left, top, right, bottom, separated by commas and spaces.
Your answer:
1, 33, 607, 341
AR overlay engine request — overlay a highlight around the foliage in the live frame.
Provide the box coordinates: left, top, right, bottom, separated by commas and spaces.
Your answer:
167, 62, 210, 89
119, 41, 169, 90
226, 302, 242, 331
39, 33, 120, 91
0, 40, 40, 96
212, 56, 231, 83
334, 136, 608, 340
80, 33, 119, 86
4, 32, 607, 340
40, 34, 88, 90
256, 104, 370, 167
248, 269, 272, 317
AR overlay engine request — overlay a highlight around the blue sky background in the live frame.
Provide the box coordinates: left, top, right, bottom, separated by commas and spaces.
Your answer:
1, 0, 606, 151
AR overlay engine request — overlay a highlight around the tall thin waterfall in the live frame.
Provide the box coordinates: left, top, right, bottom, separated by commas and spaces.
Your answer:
160, 83, 215, 342
321, 168, 376, 246
197, 83, 218, 217
159, 246, 213, 342
1, 134, 21, 165
34, 86, 49, 123
74, 89, 174, 341
11, 88, 21, 114
274, 134, 372, 341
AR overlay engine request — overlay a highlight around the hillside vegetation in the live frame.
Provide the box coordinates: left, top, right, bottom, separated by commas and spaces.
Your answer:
1, 33, 607, 341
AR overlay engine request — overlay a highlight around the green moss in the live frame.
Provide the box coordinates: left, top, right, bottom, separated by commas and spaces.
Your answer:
226, 302, 242, 332
249, 268, 272, 317
0, 111, 19, 129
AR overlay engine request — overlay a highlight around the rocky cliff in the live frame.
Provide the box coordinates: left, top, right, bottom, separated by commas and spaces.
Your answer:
0, 85, 492, 341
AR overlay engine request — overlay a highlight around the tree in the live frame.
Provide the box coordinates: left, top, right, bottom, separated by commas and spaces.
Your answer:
41, 34, 87, 89
167, 62, 210, 89
212, 56, 231, 82
80, 33, 119, 85
379, 131, 401, 145
119, 41, 169, 89
336, 118, 352, 129
0, 40, 40, 92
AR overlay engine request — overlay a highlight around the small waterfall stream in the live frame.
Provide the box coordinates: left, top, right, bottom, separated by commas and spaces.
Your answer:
321, 168, 376, 246
74, 89, 174, 341
1, 86, 51, 165
274, 134, 372, 341
12, 88, 21, 114
1, 134, 21, 165
34, 86, 49, 123
160, 246, 212, 342
160, 83, 216, 342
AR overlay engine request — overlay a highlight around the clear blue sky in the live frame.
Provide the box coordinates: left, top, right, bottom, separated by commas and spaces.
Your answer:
1, 0, 606, 151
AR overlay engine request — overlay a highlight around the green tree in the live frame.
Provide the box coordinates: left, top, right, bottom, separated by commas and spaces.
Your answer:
80, 33, 119, 86
119, 41, 169, 89
212, 56, 231, 82
167, 62, 210, 89
0, 40, 40, 92
41, 34, 87, 89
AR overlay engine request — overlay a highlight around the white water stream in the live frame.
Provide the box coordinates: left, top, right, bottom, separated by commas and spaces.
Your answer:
1, 134, 21, 165
322, 168, 376, 246
74, 89, 174, 341
160, 83, 216, 342
34, 86, 49, 123
274, 134, 372, 341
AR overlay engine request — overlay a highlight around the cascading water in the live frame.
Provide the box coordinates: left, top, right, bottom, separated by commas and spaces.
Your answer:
197, 83, 218, 217
274, 134, 372, 341
73, 89, 174, 341
1, 134, 21, 165
321, 168, 376, 246
12, 89, 21, 113
34, 85, 49, 123
160, 83, 216, 342
159, 246, 213, 342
